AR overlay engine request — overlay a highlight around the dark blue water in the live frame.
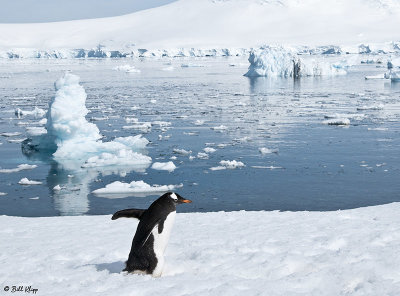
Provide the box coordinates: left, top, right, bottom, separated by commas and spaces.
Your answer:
0, 58, 399, 216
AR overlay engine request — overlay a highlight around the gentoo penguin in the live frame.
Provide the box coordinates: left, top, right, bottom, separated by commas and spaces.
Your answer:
112, 192, 192, 277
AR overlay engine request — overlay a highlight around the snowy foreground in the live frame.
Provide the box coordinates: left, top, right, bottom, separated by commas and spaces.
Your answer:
1, 203, 400, 296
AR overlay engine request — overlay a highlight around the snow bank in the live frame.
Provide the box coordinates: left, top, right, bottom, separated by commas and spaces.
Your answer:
1, 203, 400, 295
244, 47, 347, 77
151, 161, 177, 172
1, 0, 400, 58
92, 180, 182, 195
23, 73, 151, 171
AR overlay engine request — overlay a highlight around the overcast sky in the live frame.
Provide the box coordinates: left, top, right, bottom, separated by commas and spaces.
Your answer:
0, 0, 177, 23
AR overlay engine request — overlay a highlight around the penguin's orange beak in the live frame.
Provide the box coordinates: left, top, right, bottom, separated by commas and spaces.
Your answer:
181, 199, 192, 203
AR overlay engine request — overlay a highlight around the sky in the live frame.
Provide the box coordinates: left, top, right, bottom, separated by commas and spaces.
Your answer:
0, 0, 177, 23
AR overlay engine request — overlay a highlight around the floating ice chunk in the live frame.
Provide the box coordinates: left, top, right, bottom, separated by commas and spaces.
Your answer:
211, 125, 227, 131
152, 121, 171, 127
23, 73, 152, 171
364, 73, 388, 80
53, 185, 62, 191
204, 147, 216, 153
194, 120, 205, 126
122, 122, 152, 132
26, 127, 47, 136
92, 180, 182, 195
251, 165, 284, 170
181, 63, 204, 68
29, 197, 39, 200
219, 160, 245, 169
173, 148, 192, 155
113, 64, 140, 73
259, 147, 279, 154
161, 66, 174, 71
390, 71, 400, 82
15, 107, 46, 118
38, 118, 47, 125
197, 152, 209, 159
324, 113, 365, 120
209, 166, 226, 171
322, 118, 350, 125
1, 132, 22, 137
18, 178, 42, 185
244, 46, 347, 77
151, 161, 176, 172
0, 192, 7, 196
0, 164, 37, 173
8, 138, 27, 143
357, 104, 384, 111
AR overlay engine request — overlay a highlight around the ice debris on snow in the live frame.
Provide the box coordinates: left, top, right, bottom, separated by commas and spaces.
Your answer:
18, 178, 42, 185
244, 46, 347, 77
151, 161, 177, 172
92, 180, 183, 195
0, 164, 37, 173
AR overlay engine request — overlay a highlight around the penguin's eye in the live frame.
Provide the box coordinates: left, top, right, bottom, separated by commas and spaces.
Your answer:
170, 193, 178, 201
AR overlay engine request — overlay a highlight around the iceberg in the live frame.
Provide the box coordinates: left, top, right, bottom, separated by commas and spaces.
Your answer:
22, 73, 151, 171
244, 47, 347, 77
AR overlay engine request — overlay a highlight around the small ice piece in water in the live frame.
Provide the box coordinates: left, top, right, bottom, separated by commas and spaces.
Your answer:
151, 161, 176, 172
173, 148, 192, 155
197, 152, 209, 159
259, 147, 279, 155
209, 166, 226, 171
357, 104, 384, 111
211, 125, 227, 131
1, 132, 22, 137
26, 127, 47, 136
0, 164, 37, 173
0, 192, 7, 196
29, 197, 39, 200
204, 147, 216, 153
113, 64, 140, 73
322, 118, 350, 126
15, 107, 46, 118
194, 120, 205, 126
18, 178, 42, 185
92, 180, 183, 194
215, 160, 246, 169
53, 185, 62, 191
170, 156, 177, 160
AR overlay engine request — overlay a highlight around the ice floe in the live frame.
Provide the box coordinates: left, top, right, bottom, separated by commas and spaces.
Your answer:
151, 161, 177, 172
0, 164, 37, 173
244, 46, 347, 77
211, 160, 245, 170
92, 180, 183, 196
18, 177, 42, 185
113, 64, 141, 73
259, 147, 279, 155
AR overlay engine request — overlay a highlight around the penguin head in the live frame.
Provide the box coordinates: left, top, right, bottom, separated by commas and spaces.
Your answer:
166, 192, 192, 205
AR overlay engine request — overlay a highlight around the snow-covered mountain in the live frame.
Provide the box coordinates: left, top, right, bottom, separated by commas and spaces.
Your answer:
0, 0, 400, 57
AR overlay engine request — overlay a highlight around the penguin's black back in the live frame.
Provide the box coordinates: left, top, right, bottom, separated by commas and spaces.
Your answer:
125, 194, 177, 273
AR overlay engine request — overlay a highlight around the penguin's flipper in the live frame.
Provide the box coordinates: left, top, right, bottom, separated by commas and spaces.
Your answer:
111, 209, 146, 220
138, 219, 161, 247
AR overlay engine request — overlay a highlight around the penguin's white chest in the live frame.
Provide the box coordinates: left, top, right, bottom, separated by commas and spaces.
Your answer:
151, 211, 176, 276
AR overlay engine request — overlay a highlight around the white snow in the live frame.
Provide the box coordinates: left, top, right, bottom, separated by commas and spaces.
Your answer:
1, 203, 400, 295
1, 0, 400, 56
18, 177, 42, 185
26, 73, 152, 171
244, 47, 347, 77
0, 164, 37, 173
92, 180, 183, 195
151, 161, 177, 172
